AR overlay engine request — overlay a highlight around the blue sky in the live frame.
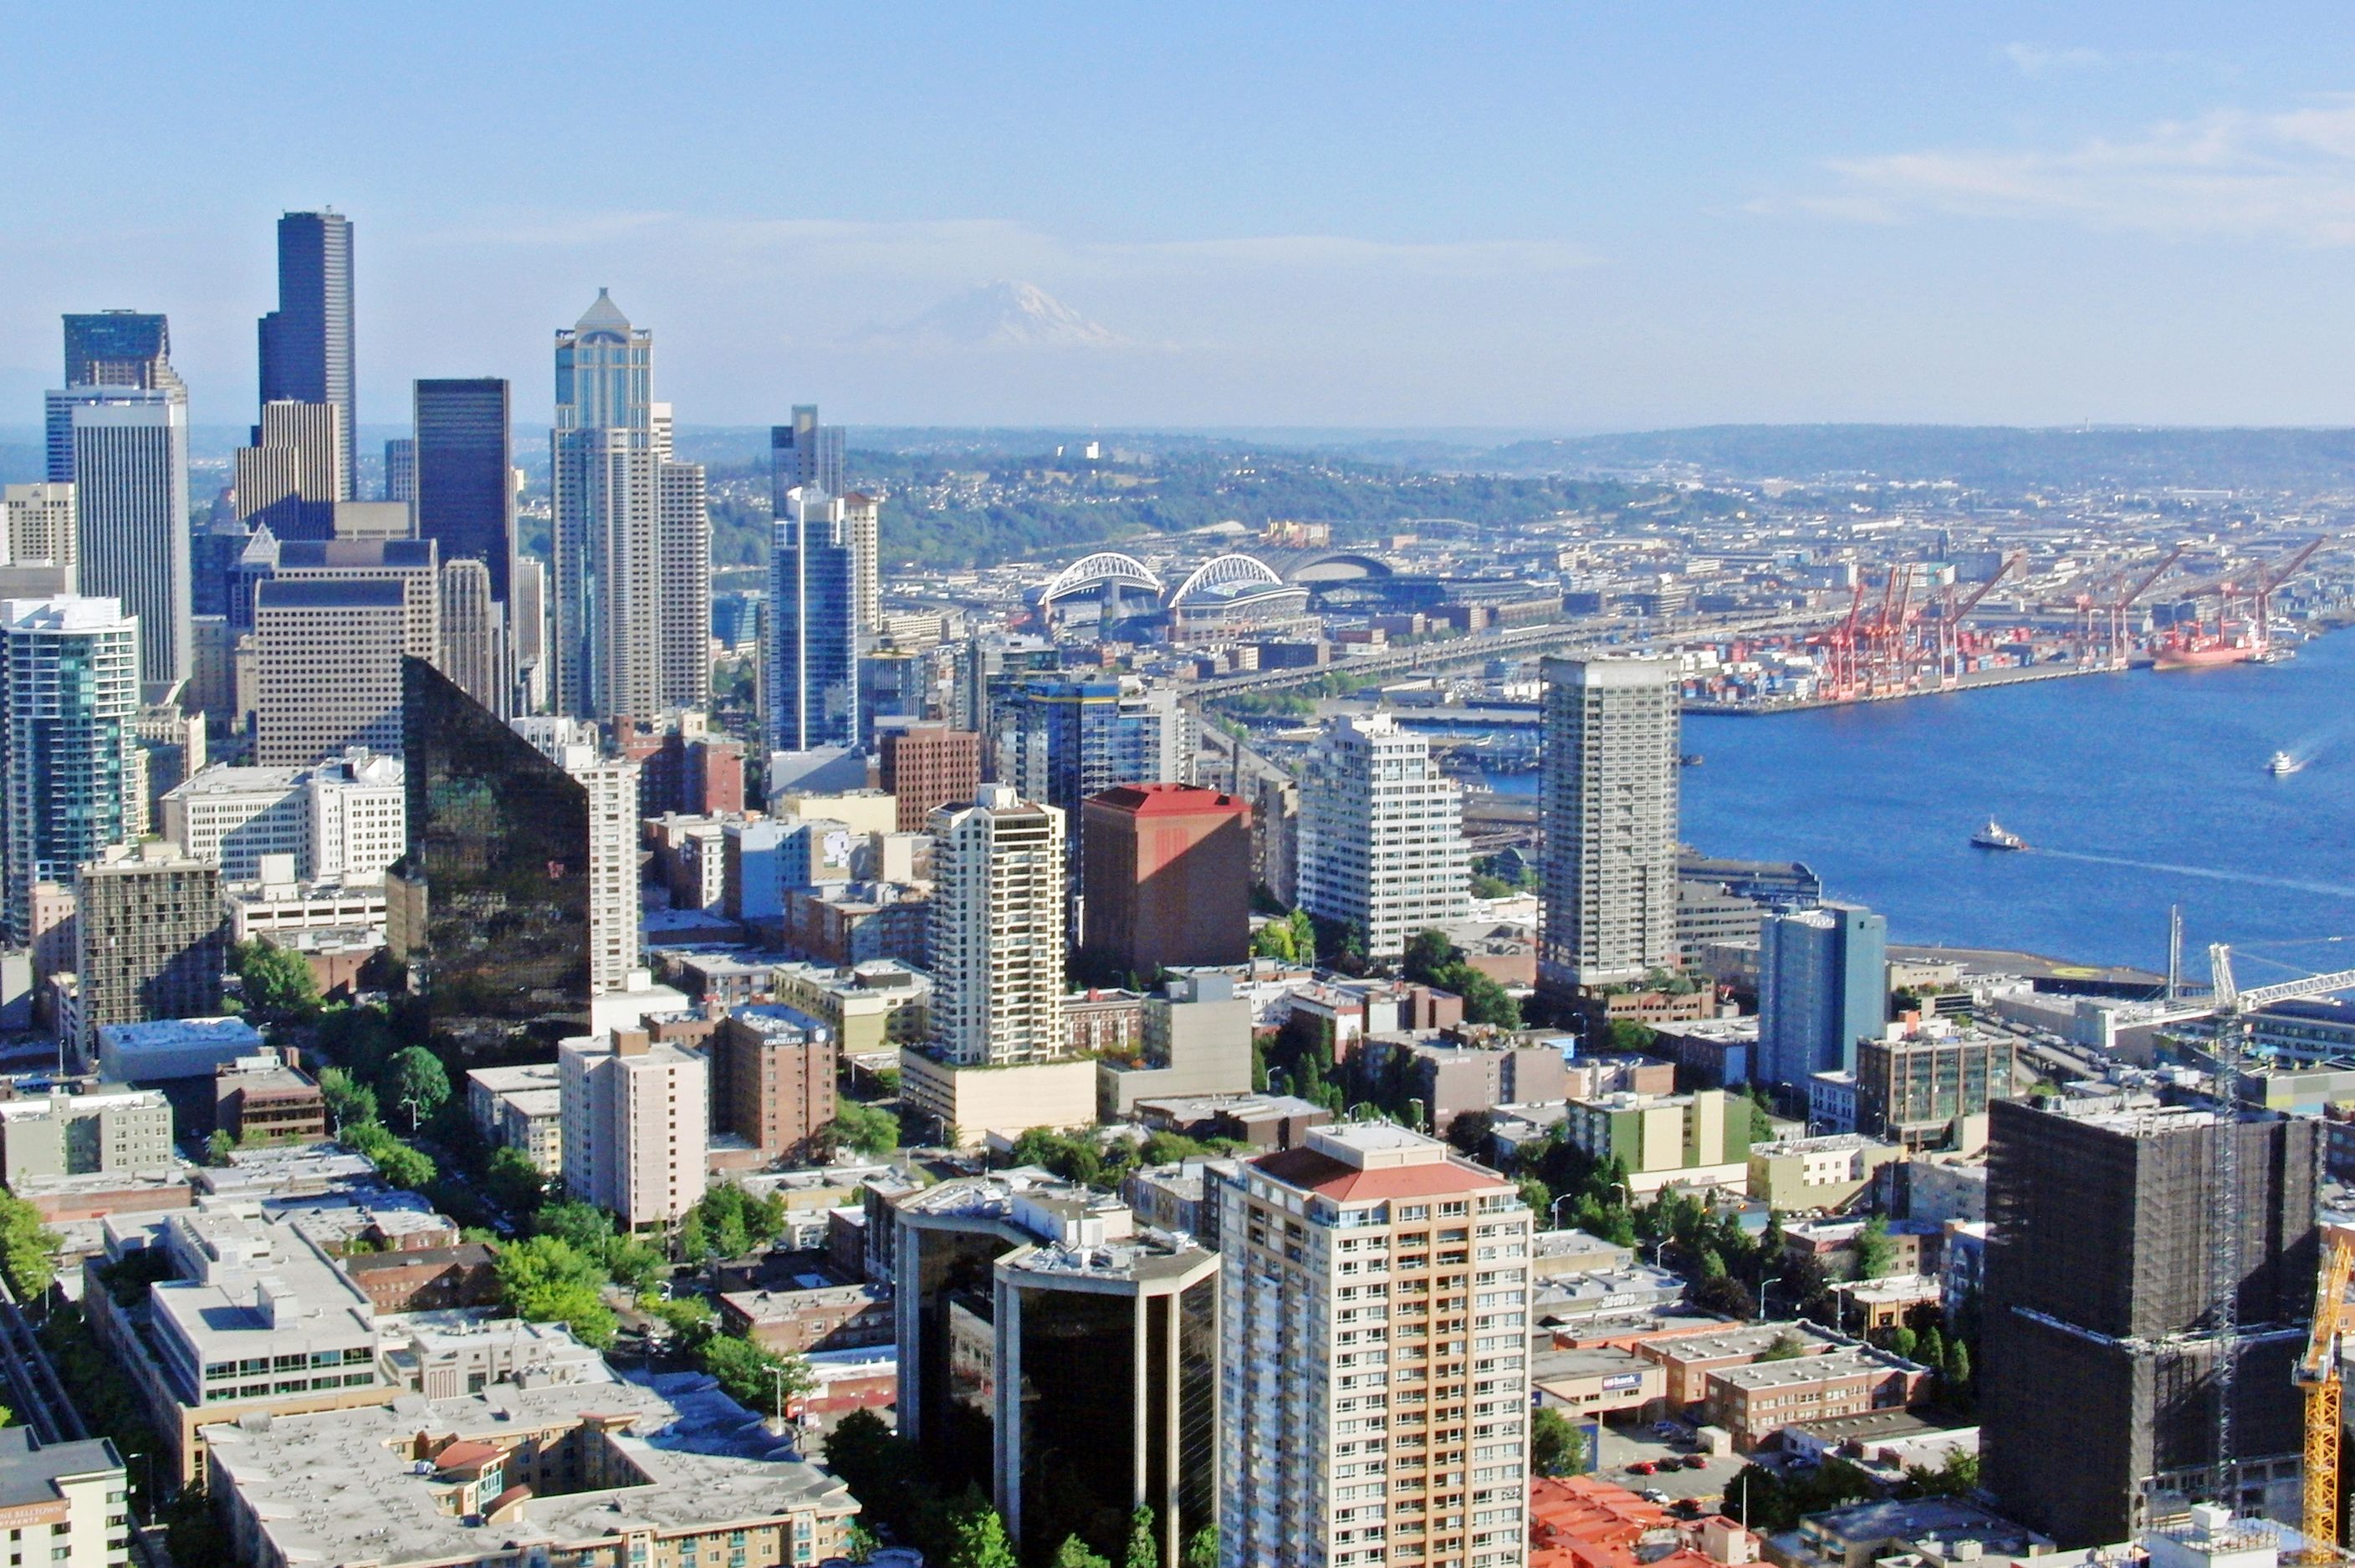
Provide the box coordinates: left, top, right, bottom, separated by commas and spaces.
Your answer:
8, 3, 2355, 430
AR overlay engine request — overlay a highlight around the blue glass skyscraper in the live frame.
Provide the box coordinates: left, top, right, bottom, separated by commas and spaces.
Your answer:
1758, 901, 1889, 1090
765, 485, 859, 752
414, 378, 513, 602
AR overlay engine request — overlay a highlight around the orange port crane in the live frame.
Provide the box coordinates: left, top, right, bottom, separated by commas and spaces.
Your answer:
1933, 550, 2023, 685
2297, 1224, 2355, 1563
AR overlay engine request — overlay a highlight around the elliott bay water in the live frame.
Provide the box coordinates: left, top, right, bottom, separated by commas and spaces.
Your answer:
1493, 630, 2355, 978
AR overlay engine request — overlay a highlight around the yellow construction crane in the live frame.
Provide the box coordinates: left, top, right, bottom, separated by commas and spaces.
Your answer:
2296, 1224, 2355, 1564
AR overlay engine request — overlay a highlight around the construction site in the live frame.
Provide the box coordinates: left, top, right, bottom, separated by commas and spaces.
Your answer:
1679, 539, 2323, 712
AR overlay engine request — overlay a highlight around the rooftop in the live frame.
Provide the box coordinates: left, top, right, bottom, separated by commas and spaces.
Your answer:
0, 1428, 122, 1509
202, 1379, 855, 1566
1709, 1345, 1927, 1392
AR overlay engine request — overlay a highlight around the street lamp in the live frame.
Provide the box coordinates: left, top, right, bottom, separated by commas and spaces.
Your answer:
1757, 1274, 1780, 1320
1549, 1193, 1574, 1231
400, 1095, 423, 1135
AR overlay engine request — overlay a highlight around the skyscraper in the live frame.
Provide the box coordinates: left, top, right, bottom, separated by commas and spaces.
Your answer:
1982, 1097, 2316, 1545
413, 378, 512, 601
63, 310, 184, 396
845, 492, 881, 636
47, 387, 192, 687
1538, 656, 1679, 996
1295, 712, 1469, 961
927, 786, 1067, 1066
257, 210, 355, 499
1757, 902, 1889, 1090
233, 400, 344, 539
389, 659, 632, 1052
771, 405, 845, 496
437, 557, 506, 715
550, 292, 710, 720
1080, 783, 1252, 977
74, 841, 225, 1060
0, 596, 143, 945
1218, 1123, 1533, 1568
2, 485, 77, 579
765, 487, 859, 752
381, 437, 416, 503
252, 579, 409, 765
877, 724, 983, 833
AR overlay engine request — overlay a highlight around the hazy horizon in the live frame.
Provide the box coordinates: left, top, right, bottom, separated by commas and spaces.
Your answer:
10, 6, 2355, 431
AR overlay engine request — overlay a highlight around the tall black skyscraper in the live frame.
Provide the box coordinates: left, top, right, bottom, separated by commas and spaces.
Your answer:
258, 209, 355, 500
414, 378, 513, 602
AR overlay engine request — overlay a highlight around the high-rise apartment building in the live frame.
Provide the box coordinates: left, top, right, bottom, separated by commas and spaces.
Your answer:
252, 580, 408, 764
765, 488, 859, 752
710, 1006, 837, 1164
233, 400, 343, 539
1080, 783, 1252, 977
927, 786, 1067, 1065
413, 377, 512, 602
390, 660, 636, 1051
1219, 1123, 1534, 1568
1296, 712, 1469, 962
559, 1027, 708, 1229
1758, 903, 1888, 1091
1538, 656, 1678, 999
257, 209, 355, 498
3, 484, 77, 579
47, 387, 192, 687
550, 291, 709, 721
1, 596, 143, 944
1982, 1097, 2317, 1546
74, 841, 226, 1060
877, 724, 983, 833
845, 492, 881, 635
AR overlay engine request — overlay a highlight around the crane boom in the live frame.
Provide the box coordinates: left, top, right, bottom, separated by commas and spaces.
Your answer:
2297, 1225, 2355, 1563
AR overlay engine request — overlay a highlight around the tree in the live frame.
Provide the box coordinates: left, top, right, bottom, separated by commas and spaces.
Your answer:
493, 1236, 616, 1348
0, 1192, 59, 1300
699, 1332, 813, 1417
1758, 1331, 1808, 1361
1402, 929, 1456, 985
1606, 1020, 1659, 1055
1900, 1448, 1980, 1499
318, 1066, 377, 1131
234, 939, 321, 1021
1690, 1274, 1756, 1320
1249, 920, 1296, 963
1123, 1506, 1158, 1568
343, 1120, 437, 1189
946, 1496, 1019, 1568
1530, 1406, 1587, 1476
536, 1200, 616, 1252
601, 1235, 666, 1293
1852, 1214, 1895, 1281
385, 1046, 452, 1124
204, 1130, 237, 1167
485, 1146, 547, 1214
1053, 1539, 1112, 1568
646, 1293, 717, 1345
841, 1523, 881, 1564
1183, 1526, 1218, 1568
830, 1101, 900, 1157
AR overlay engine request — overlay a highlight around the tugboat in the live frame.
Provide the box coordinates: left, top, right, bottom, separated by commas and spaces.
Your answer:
1680, 753, 1704, 767
2267, 750, 2306, 776
1971, 819, 2028, 851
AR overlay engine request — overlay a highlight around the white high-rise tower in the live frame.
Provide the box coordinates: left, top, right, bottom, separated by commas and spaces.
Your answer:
1538, 655, 1680, 996
549, 291, 709, 721
1295, 712, 1469, 961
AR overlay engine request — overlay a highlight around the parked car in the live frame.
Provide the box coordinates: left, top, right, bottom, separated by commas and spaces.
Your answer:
1628, 1461, 1657, 1475
1682, 1453, 1707, 1470
1641, 1489, 1671, 1504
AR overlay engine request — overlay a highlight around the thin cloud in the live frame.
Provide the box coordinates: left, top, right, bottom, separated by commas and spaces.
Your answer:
1799, 98, 2355, 245
2005, 43, 2107, 77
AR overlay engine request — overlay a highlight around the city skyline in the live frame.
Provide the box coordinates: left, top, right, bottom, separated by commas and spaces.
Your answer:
10, 9, 2355, 429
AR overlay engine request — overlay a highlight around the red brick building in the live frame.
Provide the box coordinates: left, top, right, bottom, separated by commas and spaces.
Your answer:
1080, 783, 1252, 977
710, 1007, 838, 1163
344, 1244, 502, 1312
877, 726, 982, 834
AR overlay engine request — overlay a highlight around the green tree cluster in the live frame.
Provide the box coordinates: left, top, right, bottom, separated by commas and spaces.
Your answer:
493, 1235, 616, 1348
1530, 1407, 1588, 1476
0, 1192, 59, 1300
1400, 930, 1521, 1029
678, 1182, 789, 1262
699, 1331, 814, 1417
231, 939, 322, 1023
1249, 908, 1315, 965
830, 1100, 901, 1157
1724, 1457, 1877, 1530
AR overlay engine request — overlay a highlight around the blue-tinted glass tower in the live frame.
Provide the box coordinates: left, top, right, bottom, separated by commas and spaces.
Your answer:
415, 378, 513, 602
765, 485, 859, 752
1758, 900, 1889, 1089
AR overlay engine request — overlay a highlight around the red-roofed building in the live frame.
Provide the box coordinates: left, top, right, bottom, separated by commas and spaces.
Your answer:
1080, 783, 1251, 978
1220, 1122, 1535, 1567
1529, 1475, 1761, 1568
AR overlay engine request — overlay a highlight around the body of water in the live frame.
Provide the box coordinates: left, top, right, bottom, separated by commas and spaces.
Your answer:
1491, 631, 2355, 977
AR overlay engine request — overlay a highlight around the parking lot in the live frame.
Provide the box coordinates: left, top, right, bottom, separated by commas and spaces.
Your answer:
1589, 1419, 1753, 1509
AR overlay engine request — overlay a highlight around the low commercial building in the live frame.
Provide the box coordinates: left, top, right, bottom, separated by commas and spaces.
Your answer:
1131, 1091, 1331, 1152
772, 958, 931, 1055
213, 1051, 328, 1146
1096, 972, 1256, 1118
1531, 1343, 1668, 1419
709, 1005, 837, 1165
465, 1062, 563, 1174
0, 1084, 173, 1187
1530, 1475, 1761, 1568
1633, 1320, 1845, 1408
1854, 1019, 2016, 1149
222, 872, 390, 943
1704, 1345, 1933, 1452
1770, 1495, 2052, 1568
1356, 1030, 1571, 1136
897, 1050, 1096, 1149
1561, 1088, 1752, 1197
718, 1281, 895, 1355
85, 1202, 397, 1485
204, 1379, 860, 1568
782, 880, 931, 968
1746, 1134, 1903, 1213
377, 1313, 613, 1400
343, 1244, 501, 1314
0, 1428, 129, 1568
95, 1016, 263, 1084
1655, 1017, 1761, 1090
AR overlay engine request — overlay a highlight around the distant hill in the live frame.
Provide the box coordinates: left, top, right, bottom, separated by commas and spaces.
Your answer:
1481, 424, 2355, 492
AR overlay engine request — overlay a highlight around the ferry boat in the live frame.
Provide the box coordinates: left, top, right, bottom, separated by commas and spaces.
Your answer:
1680, 753, 1704, 767
1971, 820, 2028, 851
2267, 751, 2306, 776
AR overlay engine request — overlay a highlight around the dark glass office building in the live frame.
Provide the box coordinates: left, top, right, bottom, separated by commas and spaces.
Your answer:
388, 657, 590, 1056
764, 489, 859, 752
63, 312, 178, 390
257, 210, 355, 498
414, 378, 513, 601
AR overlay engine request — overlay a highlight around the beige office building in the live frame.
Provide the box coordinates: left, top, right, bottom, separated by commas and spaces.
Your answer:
559, 1029, 708, 1229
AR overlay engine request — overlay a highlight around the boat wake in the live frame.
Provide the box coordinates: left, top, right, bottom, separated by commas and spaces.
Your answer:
2032, 846, 2355, 901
